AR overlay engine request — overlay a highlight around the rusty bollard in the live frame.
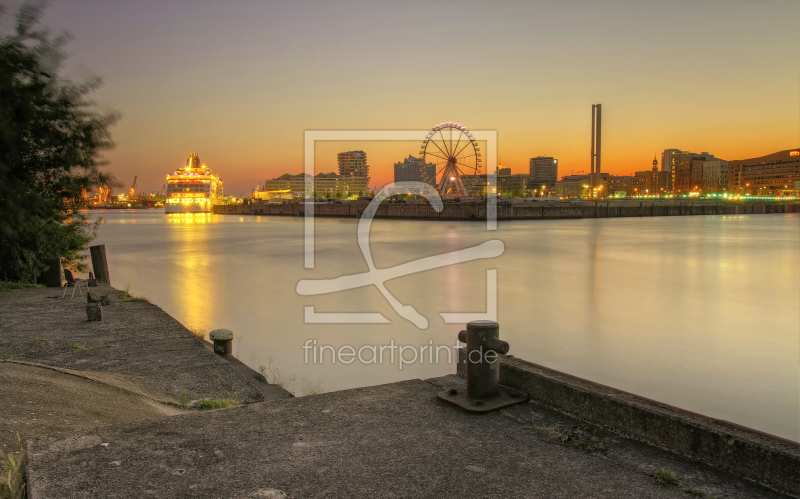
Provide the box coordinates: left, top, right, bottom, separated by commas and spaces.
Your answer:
209, 329, 233, 358
437, 320, 528, 413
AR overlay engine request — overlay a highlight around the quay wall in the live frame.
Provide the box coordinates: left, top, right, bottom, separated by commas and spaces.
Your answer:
457, 351, 800, 497
215, 200, 800, 221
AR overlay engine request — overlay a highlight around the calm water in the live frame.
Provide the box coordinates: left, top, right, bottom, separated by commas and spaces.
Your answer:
89, 209, 799, 441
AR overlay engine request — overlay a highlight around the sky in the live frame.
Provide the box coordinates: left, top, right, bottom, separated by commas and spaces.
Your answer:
3, 0, 799, 195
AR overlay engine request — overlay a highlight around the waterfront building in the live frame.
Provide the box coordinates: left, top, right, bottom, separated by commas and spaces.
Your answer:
728, 148, 800, 195
660, 149, 684, 191
393, 155, 436, 187
608, 175, 631, 197
556, 173, 610, 199
630, 157, 670, 196
165, 153, 224, 213
530, 156, 559, 190
667, 151, 725, 194
498, 167, 511, 176
461, 172, 533, 196
263, 172, 370, 197
338, 151, 369, 177
701, 159, 729, 193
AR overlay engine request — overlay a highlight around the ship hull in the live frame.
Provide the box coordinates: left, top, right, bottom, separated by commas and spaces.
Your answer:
165, 202, 213, 214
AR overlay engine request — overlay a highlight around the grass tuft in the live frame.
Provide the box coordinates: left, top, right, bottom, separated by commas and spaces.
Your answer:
118, 284, 150, 303
0, 281, 44, 292
179, 391, 188, 409
188, 326, 206, 341
299, 378, 325, 396
259, 356, 297, 390
258, 357, 323, 396
0, 350, 24, 361
523, 422, 606, 453
572, 435, 607, 454
653, 468, 679, 487
196, 393, 242, 410
0, 434, 26, 499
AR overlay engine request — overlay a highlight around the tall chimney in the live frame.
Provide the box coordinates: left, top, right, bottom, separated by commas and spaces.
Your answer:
591, 105, 596, 198
591, 104, 603, 199
596, 103, 602, 197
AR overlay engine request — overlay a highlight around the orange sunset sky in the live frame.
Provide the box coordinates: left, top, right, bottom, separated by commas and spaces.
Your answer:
12, 0, 798, 195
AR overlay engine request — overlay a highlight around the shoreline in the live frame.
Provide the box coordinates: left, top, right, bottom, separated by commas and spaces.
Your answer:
215, 199, 800, 221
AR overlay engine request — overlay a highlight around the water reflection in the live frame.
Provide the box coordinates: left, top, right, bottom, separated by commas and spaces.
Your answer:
166, 213, 216, 330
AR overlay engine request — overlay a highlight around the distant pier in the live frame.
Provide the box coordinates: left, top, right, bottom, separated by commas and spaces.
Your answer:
214, 199, 800, 221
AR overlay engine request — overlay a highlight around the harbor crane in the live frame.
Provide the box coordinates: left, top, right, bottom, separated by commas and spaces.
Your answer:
129, 176, 137, 200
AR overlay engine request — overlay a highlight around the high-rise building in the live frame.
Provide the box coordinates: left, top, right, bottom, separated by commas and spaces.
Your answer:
338, 150, 369, 177
393, 155, 436, 186
673, 152, 725, 194
661, 149, 687, 192
728, 148, 800, 194
700, 159, 729, 193
661, 150, 726, 194
530, 156, 558, 190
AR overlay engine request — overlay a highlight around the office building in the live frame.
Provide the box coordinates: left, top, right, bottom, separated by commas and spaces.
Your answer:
530, 156, 559, 190
338, 151, 369, 177
728, 148, 800, 194
263, 172, 370, 197
555, 174, 609, 199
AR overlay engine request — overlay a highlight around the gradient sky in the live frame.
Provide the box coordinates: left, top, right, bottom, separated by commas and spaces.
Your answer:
4, 0, 798, 195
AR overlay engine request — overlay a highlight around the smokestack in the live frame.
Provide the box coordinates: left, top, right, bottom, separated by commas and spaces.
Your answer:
591, 105, 595, 197
596, 103, 601, 194
591, 104, 602, 199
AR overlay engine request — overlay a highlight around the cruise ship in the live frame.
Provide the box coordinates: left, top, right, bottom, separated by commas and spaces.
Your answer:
165, 153, 223, 213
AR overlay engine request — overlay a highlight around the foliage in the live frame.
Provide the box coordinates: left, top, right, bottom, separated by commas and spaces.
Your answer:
259, 356, 297, 391
0, 3, 119, 282
196, 394, 242, 410
0, 350, 24, 361
653, 469, 679, 487
118, 284, 149, 302
188, 326, 206, 340
0, 281, 44, 291
0, 433, 26, 499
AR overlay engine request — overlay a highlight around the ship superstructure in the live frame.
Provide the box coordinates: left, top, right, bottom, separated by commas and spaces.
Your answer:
165, 153, 223, 213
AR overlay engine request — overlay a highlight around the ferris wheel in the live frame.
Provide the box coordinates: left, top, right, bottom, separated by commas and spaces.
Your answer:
419, 122, 481, 197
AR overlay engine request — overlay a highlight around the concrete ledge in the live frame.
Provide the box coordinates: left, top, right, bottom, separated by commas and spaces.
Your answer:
457, 350, 800, 497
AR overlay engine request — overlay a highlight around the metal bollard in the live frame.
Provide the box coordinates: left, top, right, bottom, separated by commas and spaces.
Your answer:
437, 320, 528, 413
209, 328, 233, 357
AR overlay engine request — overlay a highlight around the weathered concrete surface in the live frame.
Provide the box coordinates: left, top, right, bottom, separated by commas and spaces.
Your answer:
459, 353, 800, 497
0, 286, 292, 405
27, 377, 789, 499
0, 362, 183, 452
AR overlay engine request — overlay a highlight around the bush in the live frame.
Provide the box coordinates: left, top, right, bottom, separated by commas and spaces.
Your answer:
0, 4, 118, 282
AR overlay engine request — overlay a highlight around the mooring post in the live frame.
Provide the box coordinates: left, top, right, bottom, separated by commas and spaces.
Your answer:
209, 329, 233, 358
437, 320, 528, 413
89, 245, 110, 285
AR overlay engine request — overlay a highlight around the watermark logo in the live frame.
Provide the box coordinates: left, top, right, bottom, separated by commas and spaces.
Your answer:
297, 130, 501, 329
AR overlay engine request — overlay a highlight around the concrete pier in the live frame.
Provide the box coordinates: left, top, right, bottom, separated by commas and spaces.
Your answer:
215, 199, 800, 221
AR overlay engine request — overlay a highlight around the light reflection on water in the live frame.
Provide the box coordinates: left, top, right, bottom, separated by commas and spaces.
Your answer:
90, 209, 799, 441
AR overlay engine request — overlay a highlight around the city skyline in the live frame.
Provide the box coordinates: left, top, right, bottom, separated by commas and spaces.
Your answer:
17, 0, 800, 194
